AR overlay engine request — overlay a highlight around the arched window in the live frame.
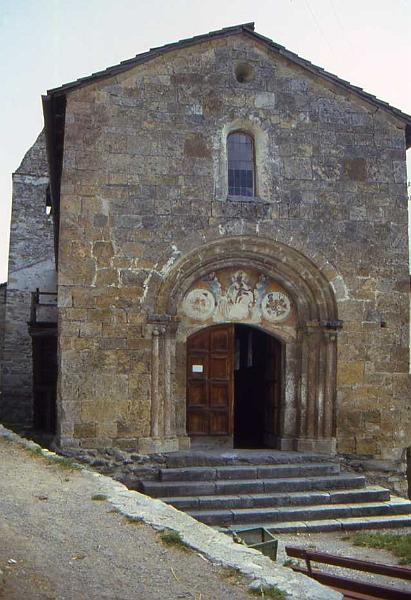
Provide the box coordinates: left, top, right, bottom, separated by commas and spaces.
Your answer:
227, 132, 255, 197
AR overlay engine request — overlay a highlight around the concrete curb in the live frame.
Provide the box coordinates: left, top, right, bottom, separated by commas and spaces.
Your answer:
0, 425, 342, 600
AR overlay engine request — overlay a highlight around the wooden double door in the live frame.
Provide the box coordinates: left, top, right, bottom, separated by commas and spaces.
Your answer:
186, 324, 282, 447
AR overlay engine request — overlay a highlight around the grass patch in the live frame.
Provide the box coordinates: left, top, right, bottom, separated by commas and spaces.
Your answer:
220, 566, 242, 584
1, 433, 82, 473
282, 558, 299, 568
250, 584, 286, 599
91, 494, 107, 501
352, 532, 411, 565
159, 529, 188, 551
46, 454, 81, 471
26, 445, 44, 458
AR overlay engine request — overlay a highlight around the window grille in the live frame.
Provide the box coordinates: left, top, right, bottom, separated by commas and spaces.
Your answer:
227, 132, 255, 197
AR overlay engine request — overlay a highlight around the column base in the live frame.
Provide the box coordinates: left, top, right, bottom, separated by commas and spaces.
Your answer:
277, 437, 296, 452
294, 437, 336, 455
138, 435, 190, 453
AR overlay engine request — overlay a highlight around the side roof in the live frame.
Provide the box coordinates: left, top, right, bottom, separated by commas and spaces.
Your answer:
42, 22, 411, 259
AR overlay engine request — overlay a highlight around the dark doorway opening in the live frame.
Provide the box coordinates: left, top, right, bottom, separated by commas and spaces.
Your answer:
186, 323, 282, 449
29, 290, 58, 436
234, 324, 282, 448
32, 332, 57, 435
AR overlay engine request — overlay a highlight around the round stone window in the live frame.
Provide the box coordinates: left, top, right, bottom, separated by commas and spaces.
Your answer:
234, 62, 255, 83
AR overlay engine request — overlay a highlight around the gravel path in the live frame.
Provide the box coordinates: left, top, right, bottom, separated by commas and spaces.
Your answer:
0, 439, 251, 600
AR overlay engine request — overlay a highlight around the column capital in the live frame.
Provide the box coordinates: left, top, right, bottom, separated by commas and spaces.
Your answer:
320, 319, 343, 331
147, 314, 180, 336
299, 320, 321, 336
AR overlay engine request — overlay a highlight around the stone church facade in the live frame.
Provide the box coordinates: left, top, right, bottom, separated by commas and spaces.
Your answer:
1, 24, 410, 471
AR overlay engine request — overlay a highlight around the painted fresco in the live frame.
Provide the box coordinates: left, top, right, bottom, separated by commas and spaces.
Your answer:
181, 268, 294, 328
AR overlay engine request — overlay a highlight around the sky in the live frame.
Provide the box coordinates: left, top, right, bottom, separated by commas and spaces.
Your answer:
0, 0, 410, 282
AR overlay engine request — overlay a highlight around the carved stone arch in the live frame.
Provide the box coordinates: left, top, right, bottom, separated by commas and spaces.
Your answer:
155, 236, 338, 323
147, 236, 342, 455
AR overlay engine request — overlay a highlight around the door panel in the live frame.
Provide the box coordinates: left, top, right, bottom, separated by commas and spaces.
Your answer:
210, 411, 229, 435
264, 335, 282, 440
209, 355, 230, 378
187, 381, 207, 406
209, 382, 230, 407
187, 324, 234, 436
210, 327, 231, 351
187, 412, 209, 434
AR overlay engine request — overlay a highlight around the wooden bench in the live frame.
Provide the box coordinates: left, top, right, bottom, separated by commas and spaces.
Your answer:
285, 546, 411, 600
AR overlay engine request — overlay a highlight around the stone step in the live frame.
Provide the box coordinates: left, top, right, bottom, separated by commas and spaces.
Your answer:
140, 473, 366, 498
164, 450, 336, 468
160, 486, 390, 511
189, 497, 411, 526
226, 513, 411, 534
159, 462, 340, 482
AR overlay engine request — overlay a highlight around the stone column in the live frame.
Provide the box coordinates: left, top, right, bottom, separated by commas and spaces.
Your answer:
296, 321, 335, 454
323, 330, 338, 440
305, 327, 320, 440
139, 316, 188, 453
164, 327, 174, 437
150, 326, 161, 439
298, 328, 308, 438
317, 332, 327, 438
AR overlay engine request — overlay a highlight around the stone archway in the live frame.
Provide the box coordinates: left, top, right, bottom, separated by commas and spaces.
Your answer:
144, 236, 342, 455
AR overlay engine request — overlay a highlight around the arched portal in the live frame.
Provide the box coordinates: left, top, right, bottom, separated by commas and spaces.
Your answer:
186, 323, 283, 449
146, 236, 342, 455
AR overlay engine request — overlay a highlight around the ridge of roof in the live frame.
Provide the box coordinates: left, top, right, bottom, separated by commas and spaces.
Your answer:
44, 21, 411, 131
46, 22, 255, 95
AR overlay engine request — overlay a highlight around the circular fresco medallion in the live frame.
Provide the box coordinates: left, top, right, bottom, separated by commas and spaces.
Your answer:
183, 288, 216, 321
261, 291, 291, 323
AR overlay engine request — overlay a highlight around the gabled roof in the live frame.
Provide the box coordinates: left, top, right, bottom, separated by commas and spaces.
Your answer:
42, 22, 411, 260
45, 21, 411, 133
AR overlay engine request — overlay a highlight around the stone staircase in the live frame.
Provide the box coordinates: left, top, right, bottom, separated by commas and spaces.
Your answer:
139, 450, 411, 533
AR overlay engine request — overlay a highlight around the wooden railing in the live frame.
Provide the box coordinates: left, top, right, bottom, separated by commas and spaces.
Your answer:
285, 546, 411, 600
30, 289, 57, 325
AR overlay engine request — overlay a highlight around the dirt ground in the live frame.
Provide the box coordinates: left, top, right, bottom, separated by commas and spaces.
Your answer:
0, 439, 251, 600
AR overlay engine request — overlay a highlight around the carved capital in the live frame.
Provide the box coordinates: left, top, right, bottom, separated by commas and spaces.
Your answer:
320, 319, 343, 331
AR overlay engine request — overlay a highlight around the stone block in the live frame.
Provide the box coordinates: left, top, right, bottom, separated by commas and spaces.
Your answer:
73, 422, 97, 438
80, 322, 102, 338
283, 157, 312, 180
183, 133, 210, 158
337, 362, 364, 385
58, 287, 73, 308
356, 437, 379, 456
71, 288, 96, 308
343, 158, 367, 181
99, 337, 126, 350
255, 92, 276, 108
95, 269, 119, 287
92, 241, 114, 266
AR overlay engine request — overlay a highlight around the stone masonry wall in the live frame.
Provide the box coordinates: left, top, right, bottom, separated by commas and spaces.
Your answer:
0, 282, 6, 397
57, 34, 410, 460
1, 132, 56, 426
